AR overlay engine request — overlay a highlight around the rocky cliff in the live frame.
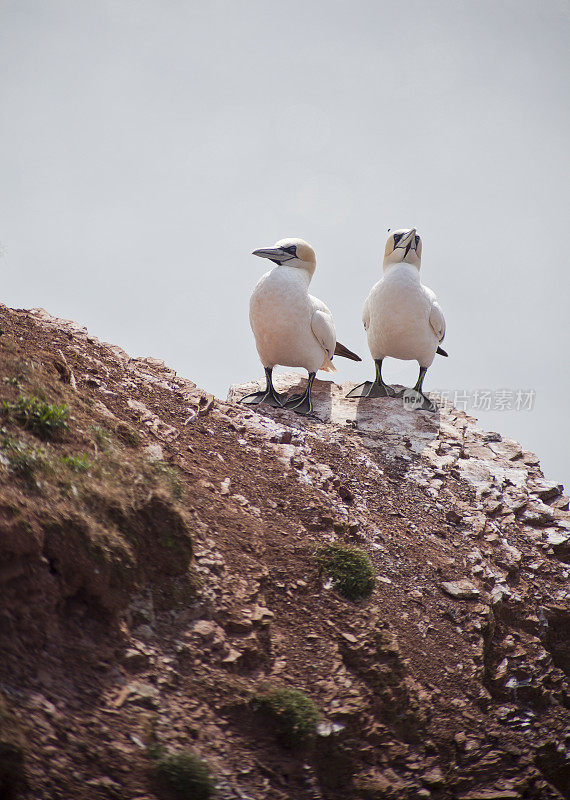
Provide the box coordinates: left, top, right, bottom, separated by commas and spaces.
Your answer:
0, 304, 569, 800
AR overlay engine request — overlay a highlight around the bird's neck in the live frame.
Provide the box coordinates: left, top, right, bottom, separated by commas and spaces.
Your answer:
277, 265, 312, 288
383, 261, 421, 279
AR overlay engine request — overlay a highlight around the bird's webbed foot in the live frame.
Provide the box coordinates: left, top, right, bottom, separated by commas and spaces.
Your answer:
241, 388, 285, 408
400, 388, 438, 413
345, 380, 395, 399
283, 392, 313, 416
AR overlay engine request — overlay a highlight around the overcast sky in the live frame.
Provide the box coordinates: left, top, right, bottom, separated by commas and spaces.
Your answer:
1, 0, 569, 487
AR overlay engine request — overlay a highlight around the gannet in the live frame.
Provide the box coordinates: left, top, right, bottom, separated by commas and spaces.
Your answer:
346, 228, 447, 412
241, 237, 361, 415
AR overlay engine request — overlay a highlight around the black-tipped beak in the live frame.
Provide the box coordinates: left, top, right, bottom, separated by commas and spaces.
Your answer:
252, 247, 294, 266
402, 228, 417, 258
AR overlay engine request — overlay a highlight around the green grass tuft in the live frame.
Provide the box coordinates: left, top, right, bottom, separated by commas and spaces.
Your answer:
2, 376, 22, 389
2, 395, 69, 438
150, 461, 184, 500
151, 749, 214, 799
62, 453, 90, 473
251, 687, 319, 747
317, 543, 375, 600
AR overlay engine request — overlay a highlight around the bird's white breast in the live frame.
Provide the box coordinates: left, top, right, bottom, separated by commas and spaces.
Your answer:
249, 266, 328, 373
365, 264, 439, 366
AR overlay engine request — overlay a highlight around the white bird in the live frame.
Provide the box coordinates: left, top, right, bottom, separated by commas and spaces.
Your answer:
347, 228, 447, 412
242, 237, 361, 415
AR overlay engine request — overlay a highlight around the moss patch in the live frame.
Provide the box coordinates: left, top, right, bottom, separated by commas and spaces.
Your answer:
251, 686, 319, 747
151, 749, 214, 800
316, 543, 375, 600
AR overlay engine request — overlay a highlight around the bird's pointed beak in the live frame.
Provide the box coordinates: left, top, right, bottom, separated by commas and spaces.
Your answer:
252, 247, 293, 265
403, 228, 417, 257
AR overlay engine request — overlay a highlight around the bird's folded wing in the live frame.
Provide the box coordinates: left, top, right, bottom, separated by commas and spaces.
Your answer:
310, 309, 336, 359
429, 299, 446, 343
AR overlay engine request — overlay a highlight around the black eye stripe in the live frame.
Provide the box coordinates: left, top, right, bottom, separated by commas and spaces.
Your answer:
283, 245, 297, 255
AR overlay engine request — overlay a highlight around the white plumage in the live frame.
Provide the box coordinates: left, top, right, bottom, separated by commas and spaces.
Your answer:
250, 262, 336, 374
364, 257, 446, 368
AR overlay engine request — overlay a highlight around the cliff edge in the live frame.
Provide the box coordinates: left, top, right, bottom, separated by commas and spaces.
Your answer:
0, 304, 569, 800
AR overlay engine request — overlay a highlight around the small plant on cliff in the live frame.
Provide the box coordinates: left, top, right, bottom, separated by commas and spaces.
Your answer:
61, 453, 90, 473
250, 687, 319, 747
90, 425, 113, 451
2, 376, 21, 389
317, 542, 375, 600
150, 747, 214, 800
2, 395, 69, 439
150, 461, 184, 500
1, 438, 47, 479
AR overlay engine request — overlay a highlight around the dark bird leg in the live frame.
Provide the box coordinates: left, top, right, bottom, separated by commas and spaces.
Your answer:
414, 366, 428, 394
284, 372, 316, 415
345, 359, 395, 399
241, 367, 286, 407
403, 366, 437, 412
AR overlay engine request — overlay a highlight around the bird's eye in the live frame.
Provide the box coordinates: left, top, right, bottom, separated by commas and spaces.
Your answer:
393, 233, 402, 245
284, 245, 297, 255
415, 235, 420, 246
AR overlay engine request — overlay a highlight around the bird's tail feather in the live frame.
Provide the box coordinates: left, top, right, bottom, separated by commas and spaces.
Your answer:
436, 346, 448, 357
334, 341, 362, 362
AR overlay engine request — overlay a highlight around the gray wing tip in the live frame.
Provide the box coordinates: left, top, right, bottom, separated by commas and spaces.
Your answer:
334, 342, 362, 362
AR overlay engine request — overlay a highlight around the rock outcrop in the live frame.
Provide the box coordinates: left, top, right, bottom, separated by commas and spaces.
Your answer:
0, 305, 569, 800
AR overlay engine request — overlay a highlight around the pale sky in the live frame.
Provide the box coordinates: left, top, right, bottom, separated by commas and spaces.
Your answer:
1, 0, 569, 488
